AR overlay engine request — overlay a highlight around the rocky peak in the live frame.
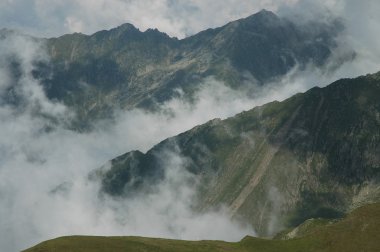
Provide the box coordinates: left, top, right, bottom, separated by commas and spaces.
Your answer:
113, 23, 139, 33
105, 23, 141, 38
239, 9, 281, 27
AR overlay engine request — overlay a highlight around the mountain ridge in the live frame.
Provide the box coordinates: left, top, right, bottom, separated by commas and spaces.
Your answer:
99, 71, 380, 235
20, 9, 347, 127
45, 9, 277, 40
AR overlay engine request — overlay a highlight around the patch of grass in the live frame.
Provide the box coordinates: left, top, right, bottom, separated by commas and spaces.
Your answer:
24, 203, 380, 252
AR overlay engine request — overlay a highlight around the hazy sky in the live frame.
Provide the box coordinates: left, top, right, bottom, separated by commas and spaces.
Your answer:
0, 0, 348, 38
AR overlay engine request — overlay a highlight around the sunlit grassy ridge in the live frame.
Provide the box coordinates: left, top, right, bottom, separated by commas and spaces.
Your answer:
24, 202, 380, 252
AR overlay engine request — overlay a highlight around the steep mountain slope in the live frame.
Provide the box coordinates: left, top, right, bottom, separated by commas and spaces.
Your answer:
23, 202, 380, 252
100, 71, 380, 236
32, 10, 345, 124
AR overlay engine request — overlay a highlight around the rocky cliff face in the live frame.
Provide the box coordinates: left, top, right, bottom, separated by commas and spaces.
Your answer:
100, 72, 380, 236
31, 10, 345, 126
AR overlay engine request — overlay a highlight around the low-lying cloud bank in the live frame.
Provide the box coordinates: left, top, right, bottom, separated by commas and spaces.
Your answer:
0, 33, 261, 252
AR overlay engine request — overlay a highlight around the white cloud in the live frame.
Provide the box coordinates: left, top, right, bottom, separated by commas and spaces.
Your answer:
0, 34, 261, 252
277, 0, 380, 79
0, 33, 69, 118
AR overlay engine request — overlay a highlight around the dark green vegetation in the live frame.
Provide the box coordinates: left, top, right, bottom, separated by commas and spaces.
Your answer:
28, 10, 346, 124
23, 203, 380, 252
100, 72, 380, 235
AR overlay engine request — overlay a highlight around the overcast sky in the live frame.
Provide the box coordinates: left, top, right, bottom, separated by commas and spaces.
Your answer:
0, 0, 349, 38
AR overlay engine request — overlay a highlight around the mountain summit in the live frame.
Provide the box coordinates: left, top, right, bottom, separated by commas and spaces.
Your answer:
241, 9, 281, 24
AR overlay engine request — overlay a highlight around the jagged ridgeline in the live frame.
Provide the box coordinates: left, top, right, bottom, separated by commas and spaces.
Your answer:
29, 10, 345, 125
99, 72, 380, 236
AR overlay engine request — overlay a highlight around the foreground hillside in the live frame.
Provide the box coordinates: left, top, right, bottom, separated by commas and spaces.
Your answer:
23, 202, 380, 252
99, 71, 380, 236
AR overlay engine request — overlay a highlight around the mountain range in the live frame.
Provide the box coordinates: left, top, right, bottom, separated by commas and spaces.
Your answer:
27, 9, 349, 126
3, 8, 379, 252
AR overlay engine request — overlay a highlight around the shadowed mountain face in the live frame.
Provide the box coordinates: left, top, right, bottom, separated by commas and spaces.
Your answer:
27, 10, 345, 125
100, 72, 380, 236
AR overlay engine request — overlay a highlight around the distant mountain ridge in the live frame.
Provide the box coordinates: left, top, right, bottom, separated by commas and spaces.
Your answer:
99, 71, 380, 236
20, 9, 347, 126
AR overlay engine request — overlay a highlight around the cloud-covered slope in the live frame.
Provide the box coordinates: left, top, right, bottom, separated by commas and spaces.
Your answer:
101, 71, 380, 235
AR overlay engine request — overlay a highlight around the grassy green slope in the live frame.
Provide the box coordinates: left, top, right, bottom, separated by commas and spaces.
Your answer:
24, 203, 380, 252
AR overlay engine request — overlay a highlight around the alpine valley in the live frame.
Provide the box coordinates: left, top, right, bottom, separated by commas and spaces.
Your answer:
1, 7, 379, 252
